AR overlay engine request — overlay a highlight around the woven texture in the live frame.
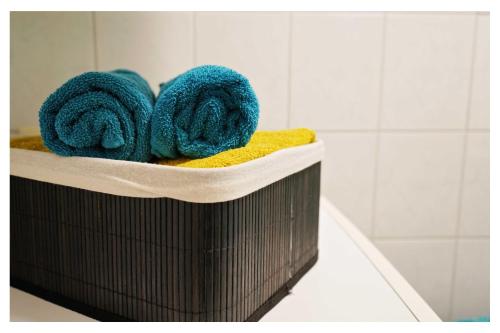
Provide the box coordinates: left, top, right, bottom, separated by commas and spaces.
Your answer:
151, 65, 259, 159
39, 70, 155, 162
10, 163, 320, 321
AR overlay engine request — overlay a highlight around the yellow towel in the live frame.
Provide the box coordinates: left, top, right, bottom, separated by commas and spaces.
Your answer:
10, 136, 50, 152
10, 128, 316, 168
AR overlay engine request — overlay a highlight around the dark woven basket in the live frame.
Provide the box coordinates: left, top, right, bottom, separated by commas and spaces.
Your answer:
10, 162, 321, 321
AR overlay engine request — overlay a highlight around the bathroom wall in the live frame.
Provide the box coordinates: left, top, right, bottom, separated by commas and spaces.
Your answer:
10, 11, 489, 321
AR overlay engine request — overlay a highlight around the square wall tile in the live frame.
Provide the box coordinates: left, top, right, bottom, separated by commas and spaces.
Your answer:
290, 13, 384, 130
382, 13, 475, 129
469, 14, 489, 129
451, 239, 490, 320
10, 12, 95, 130
96, 12, 194, 94
374, 133, 464, 237
196, 12, 289, 130
319, 132, 377, 235
460, 133, 489, 236
374, 239, 455, 320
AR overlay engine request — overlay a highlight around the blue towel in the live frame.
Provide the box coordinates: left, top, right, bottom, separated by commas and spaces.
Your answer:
151, 65, 259, 159
39, 69, 154, 162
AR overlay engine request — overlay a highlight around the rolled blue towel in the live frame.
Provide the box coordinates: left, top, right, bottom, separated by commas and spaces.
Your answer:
151, 65, 259, 159
39, 69, 154, 162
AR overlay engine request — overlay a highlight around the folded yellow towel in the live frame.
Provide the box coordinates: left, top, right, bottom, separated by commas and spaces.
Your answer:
158, 128, 316, 168
10, 128, 316, 168
10, 136, 49, 152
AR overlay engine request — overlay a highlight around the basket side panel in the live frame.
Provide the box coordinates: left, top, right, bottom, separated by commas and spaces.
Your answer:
291, 162, 321, 275
11, 162, 321, 322
200, 162, 321, 321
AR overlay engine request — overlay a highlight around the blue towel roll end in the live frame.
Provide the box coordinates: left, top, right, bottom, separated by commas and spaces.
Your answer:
151, 65, 260, 159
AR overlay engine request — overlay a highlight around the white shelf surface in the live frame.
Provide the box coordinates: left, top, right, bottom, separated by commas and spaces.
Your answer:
10, 197, 440, 322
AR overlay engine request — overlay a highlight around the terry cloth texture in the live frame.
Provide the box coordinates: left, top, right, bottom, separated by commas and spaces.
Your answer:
151, 65, 259, 159
11, 128, 315, 169
39, 69, 155, 162
158, 128, 316, 168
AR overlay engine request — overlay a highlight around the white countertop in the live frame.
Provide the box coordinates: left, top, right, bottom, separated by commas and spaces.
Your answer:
10, 197, 440, 322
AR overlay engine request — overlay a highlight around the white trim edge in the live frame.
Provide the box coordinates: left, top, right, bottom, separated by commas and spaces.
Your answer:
10, 140, 324, 203
320, 197, 442, 322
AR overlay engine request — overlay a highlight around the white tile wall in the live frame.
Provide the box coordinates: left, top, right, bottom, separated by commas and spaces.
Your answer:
95, 12, 194, 94
196, 12, 290, 130
459, 133, 490, 236
381, 13, 475, 129
374, 239, 455, 320
374, 133, 464, 238
319, 133, 377, 234
290, 13, 384, 130
10, 12, 95, 133
451, 239, 490, 320
469, 14, 490, 129
10, 11, 490, 321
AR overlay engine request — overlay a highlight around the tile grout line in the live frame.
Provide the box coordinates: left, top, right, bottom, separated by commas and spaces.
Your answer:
316, 128, 489, 134
374, 235, 490, 242
369, 12, 387, 239
192, 12, 197, 67
286, 12, 294, 129
382, 11, 482, 17
448, 12, 479, 320
91, 12, 99, 71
